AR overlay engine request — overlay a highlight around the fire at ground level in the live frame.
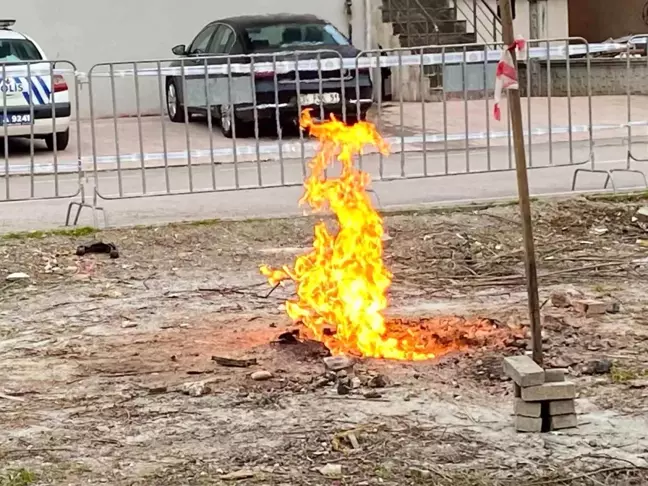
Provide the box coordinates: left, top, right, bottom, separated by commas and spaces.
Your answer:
1, 197, 648, 485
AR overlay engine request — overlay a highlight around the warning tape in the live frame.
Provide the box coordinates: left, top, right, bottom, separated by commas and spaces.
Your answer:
0, 42, 631, 78
88, 42, 627, 78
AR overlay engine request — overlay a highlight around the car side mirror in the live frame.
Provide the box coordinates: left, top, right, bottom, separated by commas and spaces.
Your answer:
172, 44, 187, 56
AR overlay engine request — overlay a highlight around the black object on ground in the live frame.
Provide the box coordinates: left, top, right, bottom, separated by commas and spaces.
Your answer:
76, 242, 119, 259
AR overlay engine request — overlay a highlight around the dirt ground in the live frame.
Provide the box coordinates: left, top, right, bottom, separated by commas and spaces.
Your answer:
1, 196, 648, 485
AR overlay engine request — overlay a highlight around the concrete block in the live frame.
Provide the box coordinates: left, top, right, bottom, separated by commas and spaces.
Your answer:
514, 383, 521, 398
514, 398, 541, 418
550, 413, 578, 430
323, 356, 355, 372
515, 415, 543, 433
521, 382, 576, 402
549, 399, 576, 416
503, 355, 545, 387
572, 300, 608, 316
545, 368, 567, 383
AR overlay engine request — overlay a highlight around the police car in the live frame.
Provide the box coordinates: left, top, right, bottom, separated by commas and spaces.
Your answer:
0, 19, 71, 150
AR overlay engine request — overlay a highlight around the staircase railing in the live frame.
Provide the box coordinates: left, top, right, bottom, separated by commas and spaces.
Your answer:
382, 0, 501, 46
454, 0, 502, 44
383, 0, 442, 45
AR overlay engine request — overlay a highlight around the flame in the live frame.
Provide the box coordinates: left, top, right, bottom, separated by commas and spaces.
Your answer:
260, 110, 435, 360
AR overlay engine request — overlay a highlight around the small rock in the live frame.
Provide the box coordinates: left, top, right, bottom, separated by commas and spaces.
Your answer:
318, 464, 342, 479
590, 227, 608, 236
409, 467, 432, 479
634, 206, 648, 227
549, 356, 578, 369
121, 322, 137, 329
368, 374, 389, 388
251, 370, 273, 381
511, 338, 528, 349
6, 272, 29, 282
180, 381, 211, 397
584, 359, 612, 375
543, 314, 565, 330
221, 469, 255, 480
313, 372, 336, 388
351, 377, 362, 389
323, 355, 355, 372
550, 288, 583, 308
337, 379, 351, 395
363, 390, 382, 399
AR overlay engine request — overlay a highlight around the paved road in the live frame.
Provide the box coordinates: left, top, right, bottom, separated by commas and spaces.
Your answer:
1, 137, 645, 233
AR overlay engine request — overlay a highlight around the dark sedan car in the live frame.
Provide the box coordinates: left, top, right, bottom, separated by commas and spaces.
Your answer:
166, 14, 373, 138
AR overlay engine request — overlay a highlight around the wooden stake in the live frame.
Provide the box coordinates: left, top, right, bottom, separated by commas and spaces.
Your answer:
497, 0, 543, 365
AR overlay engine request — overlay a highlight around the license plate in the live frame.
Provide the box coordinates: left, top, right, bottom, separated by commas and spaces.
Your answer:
299, 92, 340, 106
0, 113, 32, 125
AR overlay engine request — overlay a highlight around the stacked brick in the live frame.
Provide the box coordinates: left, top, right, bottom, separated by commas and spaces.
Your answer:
503, 355, 577, 433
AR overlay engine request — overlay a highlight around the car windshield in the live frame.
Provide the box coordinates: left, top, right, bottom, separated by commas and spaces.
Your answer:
0, 39, 42, 62
244, 22, 349, 52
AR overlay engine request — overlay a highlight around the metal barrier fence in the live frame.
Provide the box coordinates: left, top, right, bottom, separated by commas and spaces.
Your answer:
2, 38, 648, 228
1, 60, 83, 202
571, 34, 648, 191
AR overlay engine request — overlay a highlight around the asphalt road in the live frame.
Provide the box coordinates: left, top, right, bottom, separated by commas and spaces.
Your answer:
1, 137, 645, 233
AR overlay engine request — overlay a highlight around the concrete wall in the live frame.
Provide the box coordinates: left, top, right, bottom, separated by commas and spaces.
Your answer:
568, 0, 648, 43
456, 0, 569, 43
440, 58, 643, 100
4, 0, 364, 118
518, 59, 648, 97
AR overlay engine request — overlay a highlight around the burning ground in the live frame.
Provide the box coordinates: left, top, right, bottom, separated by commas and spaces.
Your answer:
1, 196, 648, 485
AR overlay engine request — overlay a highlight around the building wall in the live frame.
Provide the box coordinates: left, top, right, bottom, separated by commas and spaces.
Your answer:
568, 0, 648, 42
4, 0, 363, 117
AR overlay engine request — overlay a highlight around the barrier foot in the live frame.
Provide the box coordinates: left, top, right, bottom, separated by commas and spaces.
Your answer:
367, 188, 383, 211
604, 168, 648, 190
571, 168, 617, 193
628, 151, 648, 164
65, 201, 107, 229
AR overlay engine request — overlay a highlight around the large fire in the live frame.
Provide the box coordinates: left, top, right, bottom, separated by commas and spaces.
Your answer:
260, 111, 507, 361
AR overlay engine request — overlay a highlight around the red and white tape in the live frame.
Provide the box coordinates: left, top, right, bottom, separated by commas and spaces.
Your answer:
493, 37, 526, 121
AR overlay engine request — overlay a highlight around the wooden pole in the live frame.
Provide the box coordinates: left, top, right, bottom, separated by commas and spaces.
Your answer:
497, 0, 543, 365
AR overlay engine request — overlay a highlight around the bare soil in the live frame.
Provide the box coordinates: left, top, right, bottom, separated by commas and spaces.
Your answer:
1, 196, 648, 485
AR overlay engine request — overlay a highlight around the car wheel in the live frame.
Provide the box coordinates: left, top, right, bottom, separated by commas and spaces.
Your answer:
219, 104, 234, 138
45, 129, 70, 151
219, 104, 251, 138
166, 80, 186, 123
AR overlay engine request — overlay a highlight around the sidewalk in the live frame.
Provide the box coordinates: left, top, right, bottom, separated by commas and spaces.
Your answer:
375, 95, 648, 148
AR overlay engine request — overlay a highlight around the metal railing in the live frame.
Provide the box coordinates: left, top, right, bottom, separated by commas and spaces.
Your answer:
382, 0, 442, 48
2, 37, 648, 228
0, 60, 88, 220
454, 0, 503, 44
